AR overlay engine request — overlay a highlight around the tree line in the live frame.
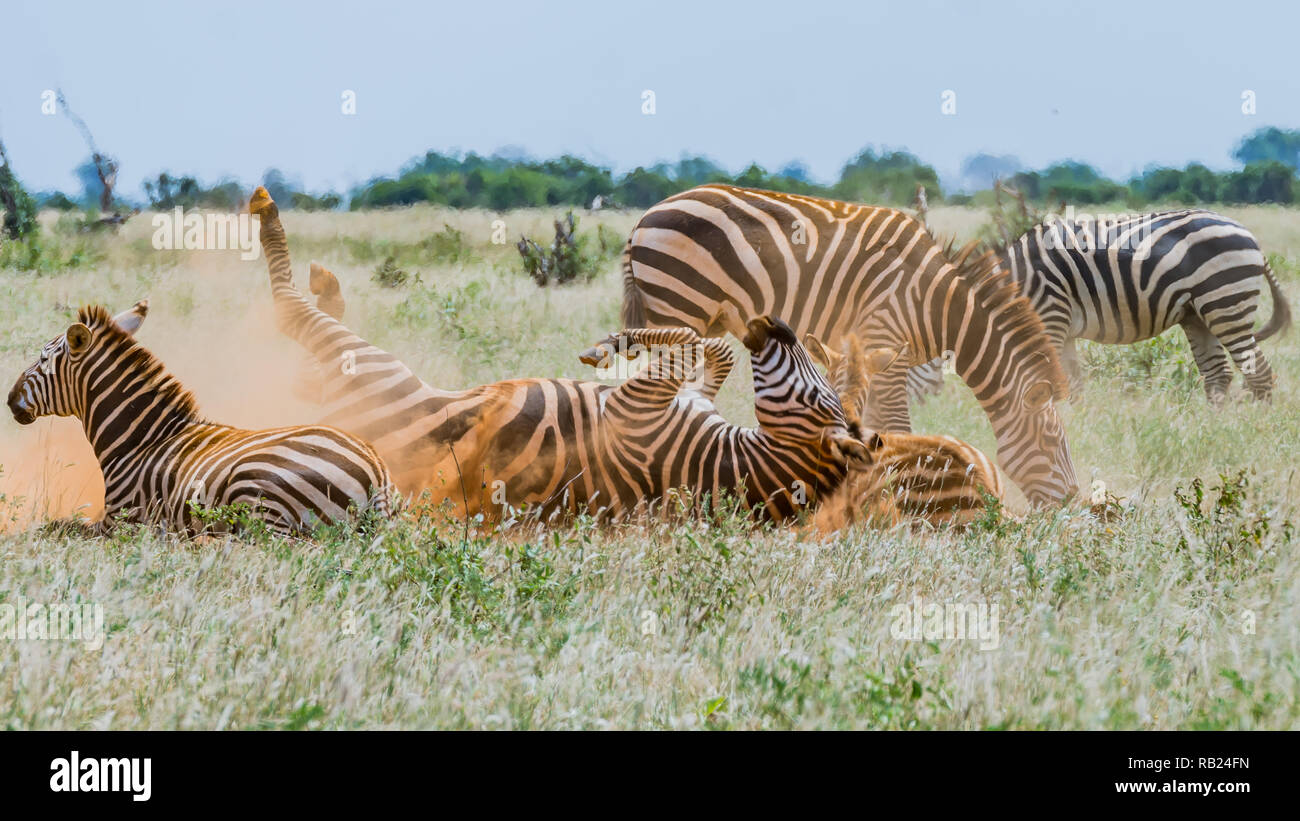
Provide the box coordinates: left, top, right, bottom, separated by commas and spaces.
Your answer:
7, 127, 1300, 235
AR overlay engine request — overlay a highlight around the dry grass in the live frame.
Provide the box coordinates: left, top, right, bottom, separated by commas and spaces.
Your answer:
0, 202, 1296, 729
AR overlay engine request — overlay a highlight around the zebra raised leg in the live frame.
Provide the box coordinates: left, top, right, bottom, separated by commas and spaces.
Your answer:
580, 317, 871, 521
579, 329, 736, 403
310, 262, 346, 320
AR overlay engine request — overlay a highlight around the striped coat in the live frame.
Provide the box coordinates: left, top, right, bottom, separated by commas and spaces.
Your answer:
6, 304, 396, 535
622, 185, 1076, 507
805, 333, 1005, 530
249, 188, 863, 523
577, 317, 869, 520
977, 210, 1289, 402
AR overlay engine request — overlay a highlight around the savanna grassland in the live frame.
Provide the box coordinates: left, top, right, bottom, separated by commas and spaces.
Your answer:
0, 202, 1297, 729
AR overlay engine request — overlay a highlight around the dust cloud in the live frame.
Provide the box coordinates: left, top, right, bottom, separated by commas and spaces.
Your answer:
0, 289, 324, 532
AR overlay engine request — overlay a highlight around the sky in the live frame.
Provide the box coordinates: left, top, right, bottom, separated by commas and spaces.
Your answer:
2, 0, 1298, 197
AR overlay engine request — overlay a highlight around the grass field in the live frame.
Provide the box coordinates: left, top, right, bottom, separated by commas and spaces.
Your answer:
0, 202, 1297, 729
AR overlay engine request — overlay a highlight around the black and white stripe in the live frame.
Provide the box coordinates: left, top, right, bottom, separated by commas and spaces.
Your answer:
6, 303, 396, 535
577, 318, 869, 520
910, 210, 1292, 401
622, 184, 1078, 507
251, 187, 862, 523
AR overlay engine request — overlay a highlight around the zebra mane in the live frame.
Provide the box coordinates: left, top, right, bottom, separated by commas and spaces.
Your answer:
944, 250, 1070, 400
78, 305, 204, 421
933, 232, 1013, 272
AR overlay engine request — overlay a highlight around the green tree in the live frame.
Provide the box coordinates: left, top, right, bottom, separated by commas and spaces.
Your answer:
1233, 127, 1300, 170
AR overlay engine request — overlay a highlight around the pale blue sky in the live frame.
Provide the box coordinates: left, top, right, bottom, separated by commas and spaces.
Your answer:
1, 0, 1296, 196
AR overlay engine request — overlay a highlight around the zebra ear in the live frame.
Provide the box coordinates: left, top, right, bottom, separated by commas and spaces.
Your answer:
803, 334, 837, 370
112, 300, 148, 336
863, 345, 906, 376
66, 323, 93, 355
1022, 380, 1055, 410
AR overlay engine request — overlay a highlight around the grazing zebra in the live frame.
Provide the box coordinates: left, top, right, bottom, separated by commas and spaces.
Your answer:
6, 302, 396, 535
908, 210, 1292, 403
576, 315, 869, 520
248, 187, 861, 523
622, 184, 1076, 507
804, 333, 1006, 530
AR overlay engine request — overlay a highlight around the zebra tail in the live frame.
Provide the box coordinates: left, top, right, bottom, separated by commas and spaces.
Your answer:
1256, 262, 1293, 342
621, 236, 647, 328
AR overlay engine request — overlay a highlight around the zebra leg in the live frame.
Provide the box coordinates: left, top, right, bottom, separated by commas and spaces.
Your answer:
1192, 284, 1278, 401
696, 337, 736, 401
1060, 338, 1084, 398
1181, 317, 1232, 404
580, 327, 702, 377
1231, 337, 1277, 401
862, 358, 913, 433
905, 358, 945, 403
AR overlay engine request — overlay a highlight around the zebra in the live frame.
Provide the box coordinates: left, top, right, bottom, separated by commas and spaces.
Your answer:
804, 332, 1006, 530
908, 210, 1292, 403
6, 302, 397, 536
621, 184, 1077, 507
576, 314, 870, 520
248, 187, 863, 524
250, 186, 612, 522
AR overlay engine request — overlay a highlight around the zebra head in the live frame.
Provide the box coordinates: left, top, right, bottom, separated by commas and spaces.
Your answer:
743, 316, 872, 464
804, 333, 906, 436
7, 301, 148, 425
993, 375, 1077, 508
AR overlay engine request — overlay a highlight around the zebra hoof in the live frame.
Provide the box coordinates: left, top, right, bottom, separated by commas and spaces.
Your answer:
248, 186, 276, 217
578, 343, 614, 369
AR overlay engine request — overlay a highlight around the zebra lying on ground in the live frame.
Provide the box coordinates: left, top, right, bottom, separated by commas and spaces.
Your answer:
907, 210, 1292, 403
577, 315, 870, 520
6, 301, 397, 536
621, 184, 1076, 507
250, 187, 864, 524
803, 333, 1007, 531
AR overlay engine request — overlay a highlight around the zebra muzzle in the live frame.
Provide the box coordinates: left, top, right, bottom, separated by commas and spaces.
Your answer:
825, 428, 879, 466
7, 388, 35, 425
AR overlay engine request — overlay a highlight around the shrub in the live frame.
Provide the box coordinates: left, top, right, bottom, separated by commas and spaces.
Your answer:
515, 211, 613, 286
0, 163, 39, 241
371, 255, 414, 288
1173, 469, 1293, 581
291, 191, 343, 211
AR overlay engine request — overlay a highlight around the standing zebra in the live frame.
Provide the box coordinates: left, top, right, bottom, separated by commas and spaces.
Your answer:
577, 316, 869, 520
6, 303, 396, 535
248, 187, 862, 523
908, 210, 1291, 403
622, 185, 1076, 507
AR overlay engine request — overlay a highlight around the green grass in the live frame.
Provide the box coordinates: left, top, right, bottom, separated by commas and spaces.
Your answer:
0, 203, 1296, 729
